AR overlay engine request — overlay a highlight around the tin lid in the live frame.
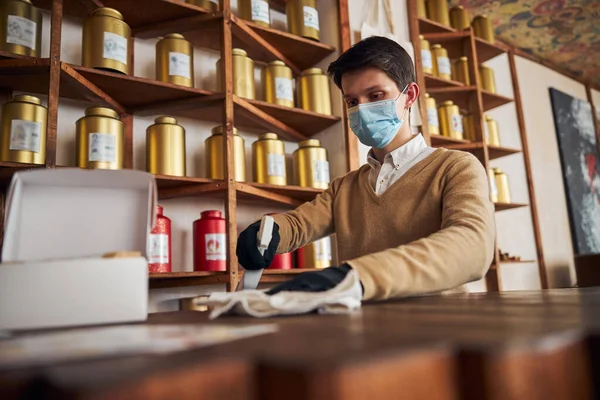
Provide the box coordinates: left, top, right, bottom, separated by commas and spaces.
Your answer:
154, 116, 178, 125
479, 64, 491, 70
485, 115, 494, 121
232, 48, 248, 57
164, 33, 185, 40
458, 56, 468, 61
12, 94, 41, 105
268, 60, 286, 67
211, 125, 238, 135
431, 44, 442, 49
419, 34, 424, 39
451, 5, 465, 10
156, 205, 163, 215
259, 133, 279, 140
493, 168, 503, 174
18, 0, 34, 4
301, 68, 323, 76
200, 210, 223, 219
441, 101, 454, 106
85, 107, 120, 119
298, 139, 321, 148
425, 93, 430, 98
473, 14, 488, 20
91, 7, 124, 20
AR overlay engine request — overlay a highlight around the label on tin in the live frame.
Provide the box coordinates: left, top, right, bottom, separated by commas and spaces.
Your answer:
89, 133, 117, 163
421, 49, 433, 70
483, 121, 490, 140
9, 119, 41, 153
267, 153, 286, 177
451, 114, 463, 133
303, 6, 320, 30
169, 52, 191, 79
427, 107, 439, 127
251, 0, 270, 24
437, 57, 451, 76
148, 234, 169, 264
489, 173, 498, 199
313, 159, 330, 184
205, 233, 226, 261
315, 238, 332, 262
275, 77, 293, 102
103, 31, 128, 65
6, 15, 36, 50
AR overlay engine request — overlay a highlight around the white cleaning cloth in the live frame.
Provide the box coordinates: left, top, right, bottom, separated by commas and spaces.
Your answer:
200, 270, 363, 319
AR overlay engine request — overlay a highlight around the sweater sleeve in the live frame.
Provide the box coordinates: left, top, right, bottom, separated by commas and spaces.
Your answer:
346, 153, 496, 301
271, 177, 342, 254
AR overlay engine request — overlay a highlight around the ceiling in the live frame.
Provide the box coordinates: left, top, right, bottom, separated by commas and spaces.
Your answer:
450, 0, 600, 87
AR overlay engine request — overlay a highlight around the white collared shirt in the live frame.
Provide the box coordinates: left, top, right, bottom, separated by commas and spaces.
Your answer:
367, 134, 436, 195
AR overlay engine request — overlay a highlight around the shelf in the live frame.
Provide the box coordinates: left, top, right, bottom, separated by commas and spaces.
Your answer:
430, 135, 471, 147
260, 268, 322, 283
418, 18, 456, 34
494, 202, 528, 211
422, 31, 471, 58
475, 38, 509, 63
440, 142, 521, 160
481, 90, 513, 111
487, 144, 521, 160
156, 176, 226, 201
499, 260, 536, 264
424, 74, 465, 89
235, 181, 323, 207
427, 86, 477, 111
149, 271, 229, 289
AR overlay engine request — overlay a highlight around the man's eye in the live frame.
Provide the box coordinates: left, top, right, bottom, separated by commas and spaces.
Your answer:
346, 100, 358, 107
370, 93, 383, 101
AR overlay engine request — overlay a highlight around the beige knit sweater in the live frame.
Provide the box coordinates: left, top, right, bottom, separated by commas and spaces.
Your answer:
272, 149, 496, 301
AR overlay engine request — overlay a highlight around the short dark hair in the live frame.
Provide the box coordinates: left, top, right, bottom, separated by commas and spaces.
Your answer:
327, 36, 415, 92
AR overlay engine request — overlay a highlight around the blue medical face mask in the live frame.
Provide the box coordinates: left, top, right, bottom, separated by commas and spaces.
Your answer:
348, 85, 409, 149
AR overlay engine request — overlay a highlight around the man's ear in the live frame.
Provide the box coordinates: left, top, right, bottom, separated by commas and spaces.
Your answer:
405, 82, 420, 109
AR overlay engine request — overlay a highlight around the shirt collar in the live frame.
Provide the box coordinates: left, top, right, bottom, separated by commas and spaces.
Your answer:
367, 134, 428, 169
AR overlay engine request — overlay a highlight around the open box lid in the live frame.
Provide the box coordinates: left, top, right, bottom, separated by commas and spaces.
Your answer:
2, 168, 157, 263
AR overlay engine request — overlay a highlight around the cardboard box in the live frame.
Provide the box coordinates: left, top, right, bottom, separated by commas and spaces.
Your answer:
0, 168, 156, 331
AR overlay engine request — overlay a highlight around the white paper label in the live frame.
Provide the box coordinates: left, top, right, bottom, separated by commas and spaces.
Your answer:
267, 153, 286, 177
205, 233, 226, 261
168, 52, 191, 79
251, 0, 270, 24
9, 119, 41, 153
451, 114, 463, 133
148, 234, 169, 264
483, 121, 490, 140
421, 49, 433, 70
315, 238, 332, 261
313, 159, 330, 184
103, 31, 128, 65
89, 133, 117, 163
489, 174, 498, 199
6, 15, 36, 50
275, 77, 293, 102
427, 108, 439, 127
437, 57, 451, 76
303, 6, 320, 30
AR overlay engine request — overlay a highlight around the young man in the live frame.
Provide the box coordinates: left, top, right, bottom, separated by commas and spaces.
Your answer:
237, 36, 495, 301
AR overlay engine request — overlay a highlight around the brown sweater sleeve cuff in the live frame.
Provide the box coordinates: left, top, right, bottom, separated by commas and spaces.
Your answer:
272, 214, 292, 254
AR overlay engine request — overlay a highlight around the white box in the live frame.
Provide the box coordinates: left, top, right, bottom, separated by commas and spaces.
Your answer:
0, 168, 157, 331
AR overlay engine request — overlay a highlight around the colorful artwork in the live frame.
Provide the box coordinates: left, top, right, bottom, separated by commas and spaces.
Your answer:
549, 88, 600, 255
450, 0, 600, 87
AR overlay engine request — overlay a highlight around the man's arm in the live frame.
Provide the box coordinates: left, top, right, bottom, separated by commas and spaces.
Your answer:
347, 154, 495, 301
271, 177, 342, 253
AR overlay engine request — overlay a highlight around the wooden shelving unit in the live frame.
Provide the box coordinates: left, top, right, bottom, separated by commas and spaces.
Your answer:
0, 0, 352, 290
408, 0, 548, 291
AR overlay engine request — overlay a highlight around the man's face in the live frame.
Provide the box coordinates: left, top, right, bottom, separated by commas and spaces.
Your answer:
341, 67, 407, 113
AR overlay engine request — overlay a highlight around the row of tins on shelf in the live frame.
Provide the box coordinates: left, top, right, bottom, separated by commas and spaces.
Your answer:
419, 0, 496, 43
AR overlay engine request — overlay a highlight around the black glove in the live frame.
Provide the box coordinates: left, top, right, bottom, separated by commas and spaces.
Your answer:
266, 264, 353, 295
236, 220, 280, 271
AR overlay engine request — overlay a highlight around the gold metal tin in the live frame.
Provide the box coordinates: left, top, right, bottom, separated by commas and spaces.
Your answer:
286, 0, 320, 41
488, 168, 498, 202
252, 132, 287, 186
452, 56, 470, 85
438, 101, 463, 139
146, 116, 186, 177
300, 237, 332, 269
239, 0, 270, 27
0, 0, 42, 57
0, 94, 46, 164
479, 65, 496, 93
417, 0, 426, 18
217, 48, 255, 99
462, 113, 476, 141
420, 35, 433, 75
485, 115, 500, 146
449, 6, 470, 30
425, 93, 439, 135
263, 60, 294, 108
494, 168, 510, 203
82, 8, 131, 75
472, 14, 494, 43
205, 125, 246, 181
426, 0, 450, 27
297, 68, 331, 115
156, 33, 194, 88
293, 139, 329, 189
76, 106, 124, 170
186, 0, 219, 12
431, 44, 451, 81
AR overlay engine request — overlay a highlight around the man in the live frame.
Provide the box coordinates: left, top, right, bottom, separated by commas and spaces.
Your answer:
237, 36, 495, 301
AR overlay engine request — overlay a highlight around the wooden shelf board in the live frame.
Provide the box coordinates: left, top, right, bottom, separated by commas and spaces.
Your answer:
475, 38, 508, 63
487, 144, 521, 160
248, 182, 323, 202
427, 86, 477, 111
418, 18, 456, 34
422, 31, 471, 58
494, 202, 528, 211
155, 175, 219, 189
499, 260, 536, 264
430, 135, 471, 147
482, 90, 513, 111
441, 142, 521, 160
424, 74, 465, 89
260, 268, 322, 283
149, 271, 229, 289
235, 181, 322, 207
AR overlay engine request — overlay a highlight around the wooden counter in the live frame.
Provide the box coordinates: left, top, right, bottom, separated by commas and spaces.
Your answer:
2, 288, 600, 399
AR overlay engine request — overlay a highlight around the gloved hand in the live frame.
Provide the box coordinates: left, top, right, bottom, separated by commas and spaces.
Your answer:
236, 220, 280, 271
266, 264, 355, 295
